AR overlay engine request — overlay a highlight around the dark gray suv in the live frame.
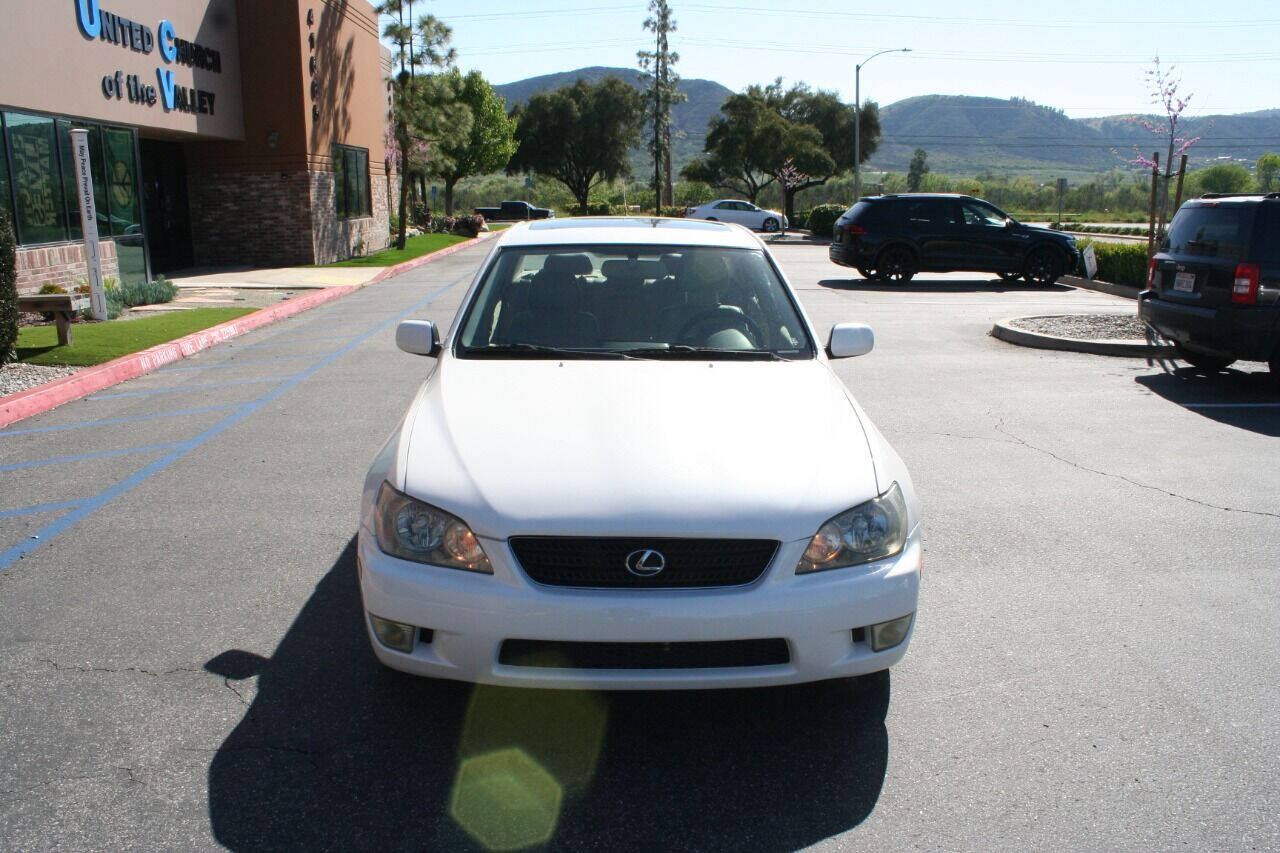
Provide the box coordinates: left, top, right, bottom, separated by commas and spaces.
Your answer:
1139, 193, 1280, 378
828, 194, 1079, 285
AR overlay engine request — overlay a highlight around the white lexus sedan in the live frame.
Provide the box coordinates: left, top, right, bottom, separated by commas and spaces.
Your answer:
686, 199, 789, 233
358, 218, 921, 690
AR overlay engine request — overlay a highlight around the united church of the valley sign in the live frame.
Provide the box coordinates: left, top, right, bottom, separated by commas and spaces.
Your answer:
74, 0, 224, 116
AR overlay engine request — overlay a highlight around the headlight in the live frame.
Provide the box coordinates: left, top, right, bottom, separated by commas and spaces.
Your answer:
796, 483, 908, 574
373, 482, 492, 573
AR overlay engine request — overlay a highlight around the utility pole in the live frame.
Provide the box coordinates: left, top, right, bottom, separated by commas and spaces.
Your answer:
854, 47, 910, 202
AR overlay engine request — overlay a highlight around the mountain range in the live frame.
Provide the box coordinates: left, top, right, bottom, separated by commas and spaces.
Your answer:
494, 66, 1280, 179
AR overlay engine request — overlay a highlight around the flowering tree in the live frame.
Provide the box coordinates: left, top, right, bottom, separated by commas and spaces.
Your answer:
776, 159, 808, 234
1130, 57, 1200, 233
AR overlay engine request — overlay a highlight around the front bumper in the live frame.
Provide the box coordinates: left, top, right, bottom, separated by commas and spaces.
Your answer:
357, 527, 921, 690
1139, 291, 1279, 362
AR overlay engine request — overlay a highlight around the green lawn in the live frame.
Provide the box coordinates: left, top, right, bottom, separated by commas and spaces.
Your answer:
323, 233, 470, 267
17, 308, 256, 366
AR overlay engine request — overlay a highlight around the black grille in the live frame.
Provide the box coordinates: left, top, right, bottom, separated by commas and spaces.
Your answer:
498, 639, 790, 669
508, 536, 779, 588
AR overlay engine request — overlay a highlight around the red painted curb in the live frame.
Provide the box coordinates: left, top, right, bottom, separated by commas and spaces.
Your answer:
0, 285, 354, 428
0, 229, 496, 428
368, 229, 495, 284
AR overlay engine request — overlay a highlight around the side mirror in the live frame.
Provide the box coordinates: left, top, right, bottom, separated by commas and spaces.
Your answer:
827, 323, 875, 359
396, 319, 441, 357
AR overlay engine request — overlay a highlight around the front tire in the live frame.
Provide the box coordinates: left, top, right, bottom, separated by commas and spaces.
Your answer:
1174, 343, 1235, 372
874, 247, 916, 283
855, 266, 873, 279
1024, 247, 1063, 286
762, 217, 779, 233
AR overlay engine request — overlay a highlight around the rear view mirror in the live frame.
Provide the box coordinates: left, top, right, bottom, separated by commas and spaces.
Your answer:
827, 323, 875, 359
396, 320, 441, 357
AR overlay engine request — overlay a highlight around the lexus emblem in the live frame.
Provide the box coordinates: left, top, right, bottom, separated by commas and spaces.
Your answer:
625, 548, 666, 577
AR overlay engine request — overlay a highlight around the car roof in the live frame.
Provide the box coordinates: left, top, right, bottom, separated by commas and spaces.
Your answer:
864, 193, 977, 201
497, 217, 764, 249
1187, 193, 1280, 206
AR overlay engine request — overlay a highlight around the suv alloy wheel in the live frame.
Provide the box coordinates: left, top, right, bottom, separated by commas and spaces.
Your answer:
1024, 247, 1062, 286
875, 247, 916, 283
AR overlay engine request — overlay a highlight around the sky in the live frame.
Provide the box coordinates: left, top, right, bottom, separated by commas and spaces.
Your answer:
401, 0, 1280, 119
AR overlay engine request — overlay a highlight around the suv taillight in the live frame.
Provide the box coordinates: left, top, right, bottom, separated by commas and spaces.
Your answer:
1232, 263, 1260, 305
1147, 256, 1156, 289
845, 224, 866, 236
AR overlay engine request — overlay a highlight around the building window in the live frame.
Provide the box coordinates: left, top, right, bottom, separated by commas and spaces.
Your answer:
5, 112, 67, 244
333, 144, 370, 219
0, 110, 141, 247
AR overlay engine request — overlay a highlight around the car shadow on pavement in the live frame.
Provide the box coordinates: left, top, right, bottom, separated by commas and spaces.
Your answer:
817, 277, 1073, 294
205, 537, 890, 852
1135, 367, 1280, 437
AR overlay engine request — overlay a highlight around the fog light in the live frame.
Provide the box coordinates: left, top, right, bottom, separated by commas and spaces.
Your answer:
869, 614, 913, 652
370, 614, 417, 653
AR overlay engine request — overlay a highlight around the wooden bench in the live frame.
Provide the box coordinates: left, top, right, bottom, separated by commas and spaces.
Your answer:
16, 293, 92, 346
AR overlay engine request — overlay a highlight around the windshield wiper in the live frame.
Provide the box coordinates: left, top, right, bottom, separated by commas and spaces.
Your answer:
624, 345, 786, 361
461, 343, 633, 359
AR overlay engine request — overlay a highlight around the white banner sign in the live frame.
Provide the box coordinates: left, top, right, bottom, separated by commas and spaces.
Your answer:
1083, 244, 1098, 280
69, 129, 107, 321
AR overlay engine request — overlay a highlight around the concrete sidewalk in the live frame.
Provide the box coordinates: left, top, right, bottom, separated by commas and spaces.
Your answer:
166, 265, 381, 290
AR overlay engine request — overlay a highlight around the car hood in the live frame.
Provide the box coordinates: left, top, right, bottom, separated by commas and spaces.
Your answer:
399, 358, 879, 541
1020, 222, 1073, 242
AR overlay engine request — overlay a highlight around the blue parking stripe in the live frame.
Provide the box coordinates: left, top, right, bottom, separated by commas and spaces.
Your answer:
0, 499, 82, 520
156, 354, 312, 374
87, 376, 288, 401
234, 333, 360, 351
0, 441, 183, 473
0, 278, 463, 571
0, 405, 242, 439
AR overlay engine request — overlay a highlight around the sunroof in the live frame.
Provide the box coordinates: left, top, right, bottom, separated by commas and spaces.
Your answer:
527, 217, 729, 230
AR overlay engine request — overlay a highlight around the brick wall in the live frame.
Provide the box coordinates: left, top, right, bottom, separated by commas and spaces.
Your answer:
187, 170, 316, 267
14, 240, 120, 295
187, 167, 390, 268
309, 169, 390, 264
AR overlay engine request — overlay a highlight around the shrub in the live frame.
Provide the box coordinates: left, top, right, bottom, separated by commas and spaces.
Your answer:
657, 205, 686, 218
586, 202, 612, 216
388, 211, 400, 236
1081, 240, 1149, 288
790, 208, 810, 230
805, 203, 846, 238
0, 209, 16, 364
452, 214, 486, 238
36, 284, 69, 321
409, 200, 431, 227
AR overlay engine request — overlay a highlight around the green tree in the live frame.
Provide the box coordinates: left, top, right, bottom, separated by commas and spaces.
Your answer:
684, 81, 880, 217
637, 0, 686, 210
430, 71, 516, 216
377, 3, 458, 249
0, 209, 16, 365
508, 77, 644, 214
1256, 153, 1280, 192
907, 148, 929, 192
1194, 163, 1252, 195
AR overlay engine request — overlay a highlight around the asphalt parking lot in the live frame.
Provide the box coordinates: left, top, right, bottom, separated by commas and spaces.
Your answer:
2, 239, 1278, 851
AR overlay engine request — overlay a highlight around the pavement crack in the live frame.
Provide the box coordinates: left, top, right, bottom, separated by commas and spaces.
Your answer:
37, 658, 207, 679
995, 421, 1280, 520
223, 677, 251, 706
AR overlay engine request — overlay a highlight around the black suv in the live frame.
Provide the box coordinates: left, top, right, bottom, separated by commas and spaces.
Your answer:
1139, 193, 1280, 377
828, 194, 1078, 285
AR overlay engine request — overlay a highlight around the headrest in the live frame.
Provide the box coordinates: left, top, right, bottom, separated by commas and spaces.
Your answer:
529, 273, 581, 311
542, 253, 593, 277
601, 259, 667, 281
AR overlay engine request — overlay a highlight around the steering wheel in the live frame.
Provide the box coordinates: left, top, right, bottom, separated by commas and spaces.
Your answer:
676, 305, 765, 346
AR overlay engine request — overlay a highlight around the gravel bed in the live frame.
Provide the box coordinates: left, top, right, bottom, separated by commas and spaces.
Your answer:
1011, 313, 1149, 341
1, 362, 80, 397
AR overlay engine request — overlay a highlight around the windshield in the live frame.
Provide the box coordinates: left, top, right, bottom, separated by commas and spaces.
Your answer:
456, 245, 815, 359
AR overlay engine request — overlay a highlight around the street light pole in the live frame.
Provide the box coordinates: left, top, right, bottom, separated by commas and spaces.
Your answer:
854, 47, 910, 202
